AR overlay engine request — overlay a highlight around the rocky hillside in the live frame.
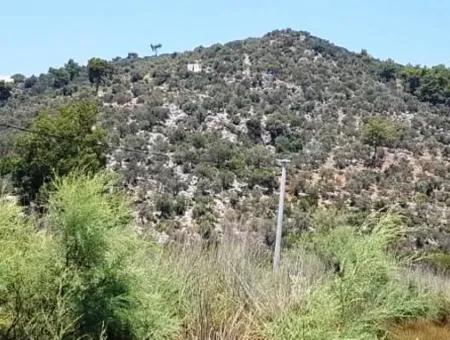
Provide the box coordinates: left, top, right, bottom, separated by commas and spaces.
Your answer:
1, 29, 449, 259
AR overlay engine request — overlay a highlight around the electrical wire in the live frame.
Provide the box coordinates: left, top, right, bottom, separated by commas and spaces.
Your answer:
0, 122, 169, 158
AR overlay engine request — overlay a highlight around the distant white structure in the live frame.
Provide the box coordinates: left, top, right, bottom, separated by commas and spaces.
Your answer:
187, 62, 202, 73
0, 75, 13, 83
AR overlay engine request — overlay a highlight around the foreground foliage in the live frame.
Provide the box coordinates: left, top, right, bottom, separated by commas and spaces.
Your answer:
0, 172, 448, 339
269, 214, 441, 339
0, 172, 183, 339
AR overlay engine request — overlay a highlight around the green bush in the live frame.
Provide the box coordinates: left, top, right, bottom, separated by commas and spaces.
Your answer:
0, 197, 69, 339
269, 214, 441, 339
154, 192, 188, 218
0, 172, 185, 339
247, 168, 277, 192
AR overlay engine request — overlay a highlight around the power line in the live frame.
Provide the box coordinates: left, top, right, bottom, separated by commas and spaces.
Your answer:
0, 122, 169, 158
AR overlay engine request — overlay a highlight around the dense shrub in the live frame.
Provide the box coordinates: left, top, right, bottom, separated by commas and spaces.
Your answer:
0, 172, 186, 339
6, 101, 107, 203
270, 214, 441, 339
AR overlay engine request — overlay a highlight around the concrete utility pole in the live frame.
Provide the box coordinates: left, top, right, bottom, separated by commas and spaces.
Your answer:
273, 159, 290, 273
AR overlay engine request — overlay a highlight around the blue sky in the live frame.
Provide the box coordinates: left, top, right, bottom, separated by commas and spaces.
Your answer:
2, 0, 449, 76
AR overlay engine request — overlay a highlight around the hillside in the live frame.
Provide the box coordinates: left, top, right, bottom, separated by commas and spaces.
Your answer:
1, 29, 449, 262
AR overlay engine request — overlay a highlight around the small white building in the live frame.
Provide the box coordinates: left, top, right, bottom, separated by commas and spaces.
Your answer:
187, 62, 202, 73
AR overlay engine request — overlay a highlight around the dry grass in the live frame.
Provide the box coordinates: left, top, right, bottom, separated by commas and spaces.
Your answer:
389, 319, 450, 340
402, 266, 450, 302
161, 223, 450, 339
165, 235, 327, 340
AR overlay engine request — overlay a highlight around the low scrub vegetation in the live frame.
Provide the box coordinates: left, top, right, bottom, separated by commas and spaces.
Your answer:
2, 30, 450, 258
